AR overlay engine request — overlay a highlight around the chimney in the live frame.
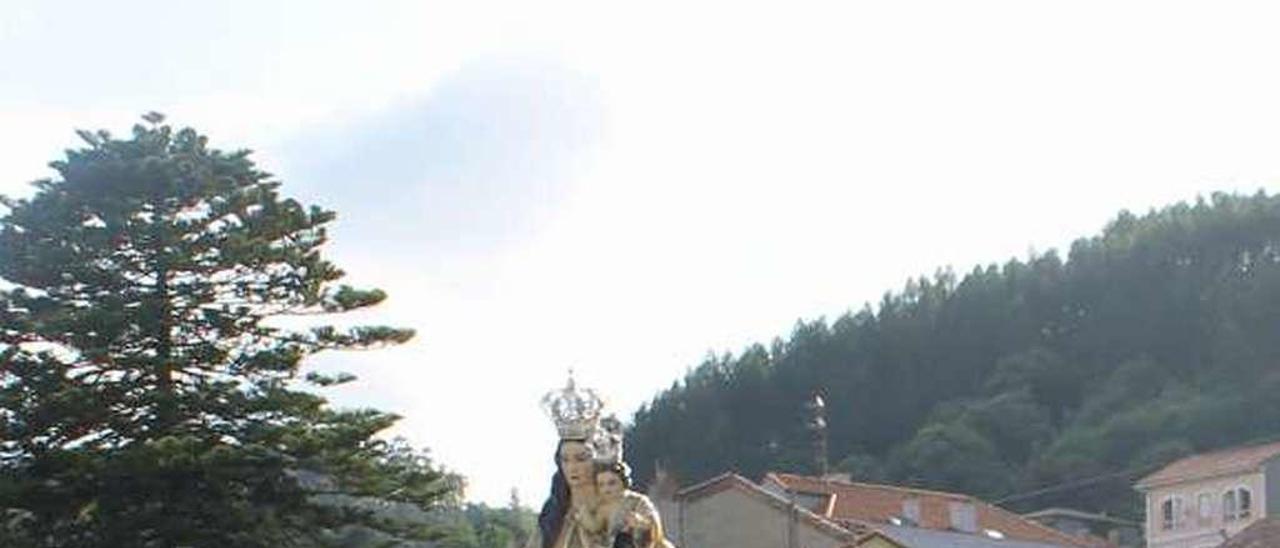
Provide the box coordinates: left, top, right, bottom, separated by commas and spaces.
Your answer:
648, 463, 680, 502
949, 501, 978, 533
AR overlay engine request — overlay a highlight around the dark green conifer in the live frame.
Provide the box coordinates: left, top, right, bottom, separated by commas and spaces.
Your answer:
0, 115, 449, 547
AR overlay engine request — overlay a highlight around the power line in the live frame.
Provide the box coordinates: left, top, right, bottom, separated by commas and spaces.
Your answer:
993, 463, 1161, 505
999, 434, 1280, 506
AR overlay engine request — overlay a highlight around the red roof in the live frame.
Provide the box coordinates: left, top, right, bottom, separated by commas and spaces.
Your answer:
763, 472, 1101, 547
1220, 517, 1280, 548
1136, 441, 1280, 489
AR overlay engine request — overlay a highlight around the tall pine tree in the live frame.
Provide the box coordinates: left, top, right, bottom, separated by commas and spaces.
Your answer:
0, 114, 451, 547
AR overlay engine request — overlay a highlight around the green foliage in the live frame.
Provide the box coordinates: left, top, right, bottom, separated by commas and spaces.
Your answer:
889, 422, 1015, 499
0, 116, 450, 546
429, 502, 536, 548
626, 191, 1280, 519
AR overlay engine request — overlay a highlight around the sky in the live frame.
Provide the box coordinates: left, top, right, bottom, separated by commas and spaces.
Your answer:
5, 1, 1280, 506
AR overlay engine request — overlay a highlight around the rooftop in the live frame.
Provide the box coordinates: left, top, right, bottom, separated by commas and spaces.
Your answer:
1024, 507, 1140, 527
1220, 517, 1280, 548
763, 472, 1103, 547
1135, 440, 1280, 490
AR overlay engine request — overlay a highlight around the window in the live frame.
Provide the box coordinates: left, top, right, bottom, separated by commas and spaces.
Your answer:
1223, 488, 1252, 522
949, 501, 977, 533
1197, 493, 1213, 526
902, 498, 920, 525
1161, 497, 1185, 530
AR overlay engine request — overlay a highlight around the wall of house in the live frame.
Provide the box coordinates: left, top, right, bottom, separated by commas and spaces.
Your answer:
1266, 459, 1280, 518
675, 488, 846, 548
1145, 471, 1266, 548
650, 491, 679, 544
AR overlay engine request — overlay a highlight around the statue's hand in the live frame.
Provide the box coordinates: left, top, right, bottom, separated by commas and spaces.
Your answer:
624, 511, 652, 531
572, 497, 608, 534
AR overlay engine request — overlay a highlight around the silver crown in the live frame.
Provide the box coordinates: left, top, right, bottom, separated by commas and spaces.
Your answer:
590, 414, 624, 464
541, 372, 605, 441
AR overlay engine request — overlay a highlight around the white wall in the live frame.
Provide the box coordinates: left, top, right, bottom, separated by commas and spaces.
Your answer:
1145, 471, 1266, 548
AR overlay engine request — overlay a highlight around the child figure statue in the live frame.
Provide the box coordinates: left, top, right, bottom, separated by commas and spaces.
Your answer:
590, 461, 671, 548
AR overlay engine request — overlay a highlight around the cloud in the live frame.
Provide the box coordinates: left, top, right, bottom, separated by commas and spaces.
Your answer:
261, 55, 607, 505
273, 56, 604, 257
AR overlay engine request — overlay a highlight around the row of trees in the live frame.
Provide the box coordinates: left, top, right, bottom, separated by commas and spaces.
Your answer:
0, 116, 530, 547
626, 191, 1280, 518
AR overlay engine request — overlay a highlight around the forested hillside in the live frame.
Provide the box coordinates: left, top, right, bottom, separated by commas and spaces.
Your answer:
625, 192, 1280, 519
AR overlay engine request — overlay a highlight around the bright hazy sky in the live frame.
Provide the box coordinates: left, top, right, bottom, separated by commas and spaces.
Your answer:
5, 1, 1280, 505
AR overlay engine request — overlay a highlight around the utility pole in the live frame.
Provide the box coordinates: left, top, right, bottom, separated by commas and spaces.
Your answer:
807, 392, 829, 477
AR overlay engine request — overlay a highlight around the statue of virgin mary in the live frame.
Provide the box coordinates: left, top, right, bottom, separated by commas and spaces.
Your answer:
525, 376, 673, 548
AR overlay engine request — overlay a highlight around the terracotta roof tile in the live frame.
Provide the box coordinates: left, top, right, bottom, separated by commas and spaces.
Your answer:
1221, 517, 1280, 548
1136, 441, 1280, 489
764, 472, 1099, 547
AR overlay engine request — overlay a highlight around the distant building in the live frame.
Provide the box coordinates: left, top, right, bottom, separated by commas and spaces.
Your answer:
1024, 507, 1141, 547
762, 473, 1103, 547
658, 471, 1100, 547
669, 473, 882, 548
1134, 440, 1280, 548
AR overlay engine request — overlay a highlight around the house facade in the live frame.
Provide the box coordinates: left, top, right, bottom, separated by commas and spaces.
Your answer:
1135, 441, 1280, 548
669, 473, 880, 548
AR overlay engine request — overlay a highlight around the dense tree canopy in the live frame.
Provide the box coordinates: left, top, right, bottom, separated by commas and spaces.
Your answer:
627, 191, 1280, 518
0, 116, 458, 546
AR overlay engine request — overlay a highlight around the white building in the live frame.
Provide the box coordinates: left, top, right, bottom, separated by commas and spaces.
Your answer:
1135, 441, 1280, 548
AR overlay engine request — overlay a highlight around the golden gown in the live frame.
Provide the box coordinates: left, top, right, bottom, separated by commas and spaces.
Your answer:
523, 509, 602, 548
598, 492, 674, 548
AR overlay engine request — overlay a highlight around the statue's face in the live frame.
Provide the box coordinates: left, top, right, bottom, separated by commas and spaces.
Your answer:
559, 441, 593, 488
596, 470, 624, 500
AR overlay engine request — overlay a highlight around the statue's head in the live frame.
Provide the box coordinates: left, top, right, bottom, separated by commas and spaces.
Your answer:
543, 371, 610, 491
595, 460, 631, 501
558, 439, 595, 489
